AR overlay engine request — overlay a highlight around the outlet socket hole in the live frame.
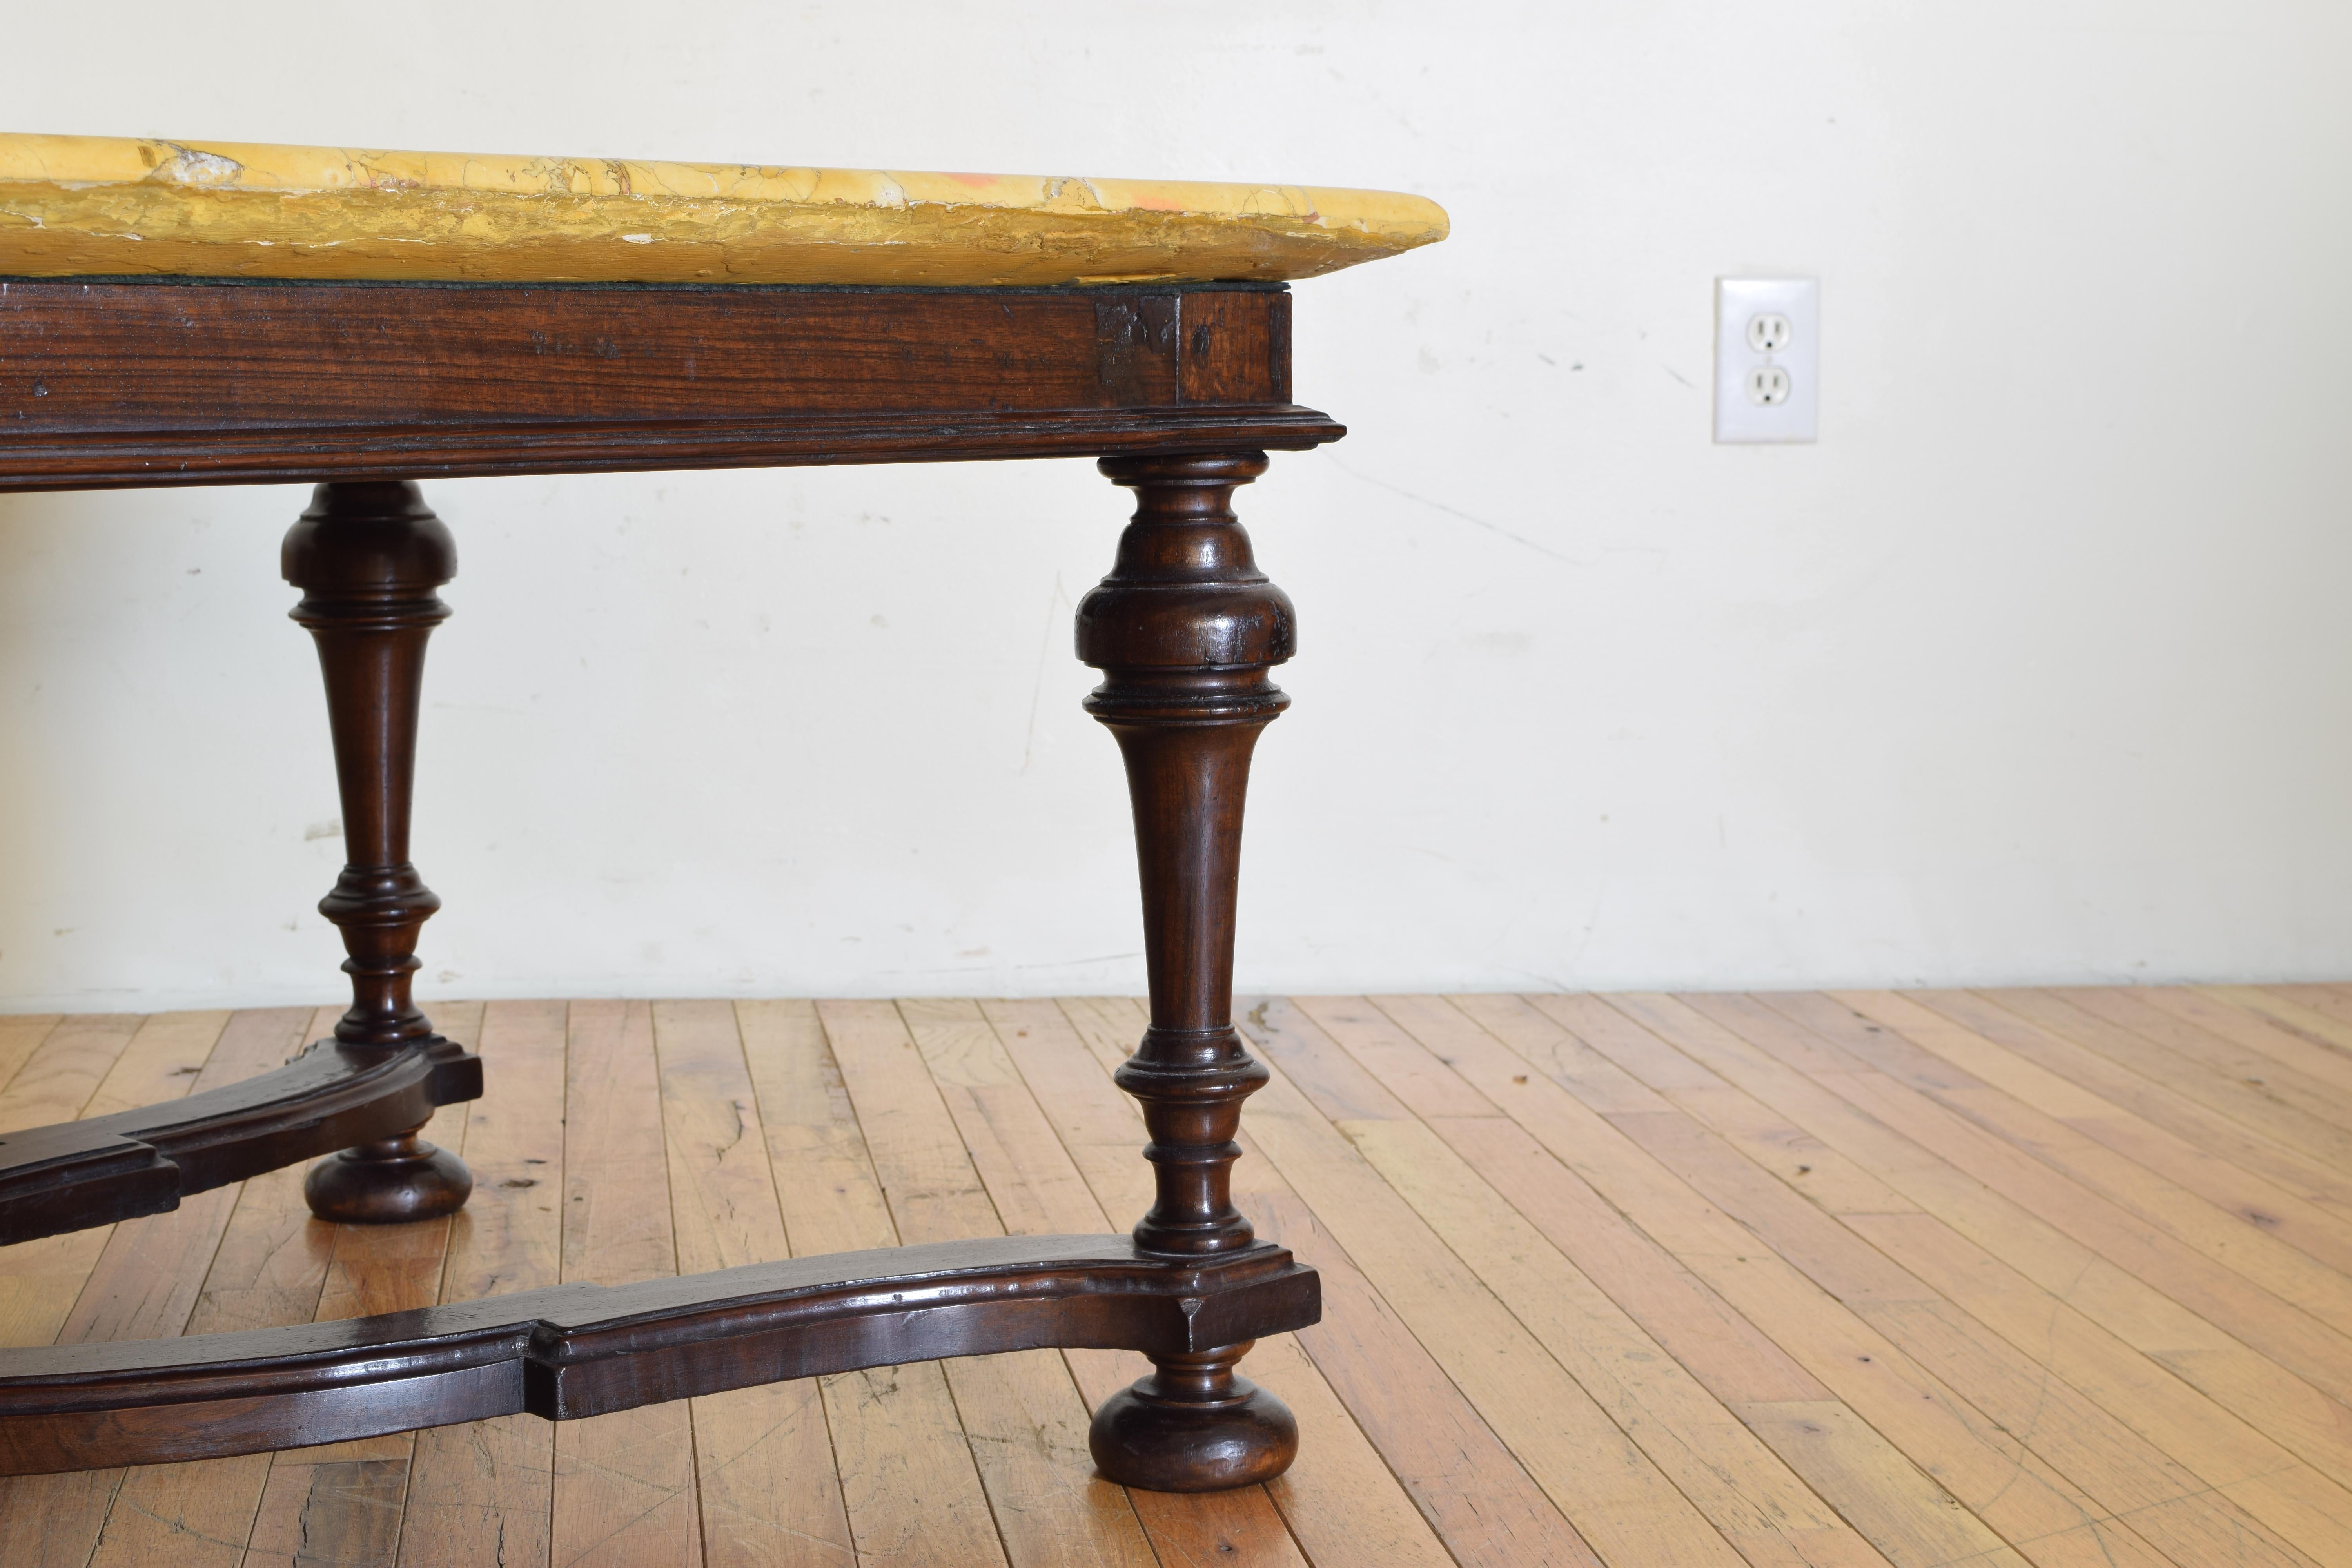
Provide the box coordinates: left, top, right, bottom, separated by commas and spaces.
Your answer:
1745, 365, 1792, 406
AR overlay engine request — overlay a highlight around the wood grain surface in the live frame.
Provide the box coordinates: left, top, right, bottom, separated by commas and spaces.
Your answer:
0, 281, 1338, 488
5, 985, 2347, 1565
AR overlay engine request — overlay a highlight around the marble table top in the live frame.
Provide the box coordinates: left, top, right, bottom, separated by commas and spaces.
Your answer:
0, 134, 1447, 287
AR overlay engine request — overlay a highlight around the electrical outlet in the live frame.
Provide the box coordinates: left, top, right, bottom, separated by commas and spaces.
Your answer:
1715, 278, 1817, 443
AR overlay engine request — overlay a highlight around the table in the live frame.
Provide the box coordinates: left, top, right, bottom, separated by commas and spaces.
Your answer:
0, 134, 1444, 1490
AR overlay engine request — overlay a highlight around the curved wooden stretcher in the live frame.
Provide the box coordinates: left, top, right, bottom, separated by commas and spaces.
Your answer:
0, 133, 1443, 1489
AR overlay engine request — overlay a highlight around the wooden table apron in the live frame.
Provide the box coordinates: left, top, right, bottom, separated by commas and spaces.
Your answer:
0, 276, 1329, 1490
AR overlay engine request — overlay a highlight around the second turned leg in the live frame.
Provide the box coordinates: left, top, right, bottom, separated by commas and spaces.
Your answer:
285, 480, 474, 1224
1078, 451, 1300, 1491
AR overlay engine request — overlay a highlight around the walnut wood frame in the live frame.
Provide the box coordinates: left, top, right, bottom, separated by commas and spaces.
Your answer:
0, 278, 1328, 1489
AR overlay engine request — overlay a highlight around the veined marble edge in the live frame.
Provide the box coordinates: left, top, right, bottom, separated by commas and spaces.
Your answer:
0, 133, 1446, 288
0, 132, 1445, 227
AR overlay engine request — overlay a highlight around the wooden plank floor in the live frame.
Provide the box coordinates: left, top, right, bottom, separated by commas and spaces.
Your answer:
5, 987, 2352, 1566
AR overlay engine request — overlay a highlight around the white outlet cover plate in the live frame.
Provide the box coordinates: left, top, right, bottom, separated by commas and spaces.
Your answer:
1715, 277, 1818, 443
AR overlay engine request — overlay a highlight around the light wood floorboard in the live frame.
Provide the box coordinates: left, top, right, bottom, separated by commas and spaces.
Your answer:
3, 987, 2348, 1567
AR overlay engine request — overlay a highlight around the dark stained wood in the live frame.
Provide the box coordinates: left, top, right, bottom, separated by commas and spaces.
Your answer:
1096, 292, 1184, 408
283, 481, 454, 1060
301, 1127, 471, 1228
0, 1235, 1316, 1475
0, 281, 1340, 489
2, 282, 1283, 426
1077, 452, 1302, 1490
0, 1034, 476, 1246
0, 278, 1330, 1494
1176, 290, 1292, 407
0, 408, 1341, 492
283, 481, 475, 1226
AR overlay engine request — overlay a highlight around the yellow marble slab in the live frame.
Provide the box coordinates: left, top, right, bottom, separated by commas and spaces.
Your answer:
0, 134, 1446, 287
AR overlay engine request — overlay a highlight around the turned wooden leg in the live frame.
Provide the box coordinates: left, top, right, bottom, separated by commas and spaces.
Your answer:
1079, 451, 1300, 1491
285, 481, 473, 1224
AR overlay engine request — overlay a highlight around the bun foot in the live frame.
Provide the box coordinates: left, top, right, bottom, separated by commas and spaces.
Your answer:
304, 1125, 472, 1224
1089, 1344, 1299, 1492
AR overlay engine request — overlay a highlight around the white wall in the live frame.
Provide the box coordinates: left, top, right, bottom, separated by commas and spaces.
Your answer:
5, 0, 2350, 1011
